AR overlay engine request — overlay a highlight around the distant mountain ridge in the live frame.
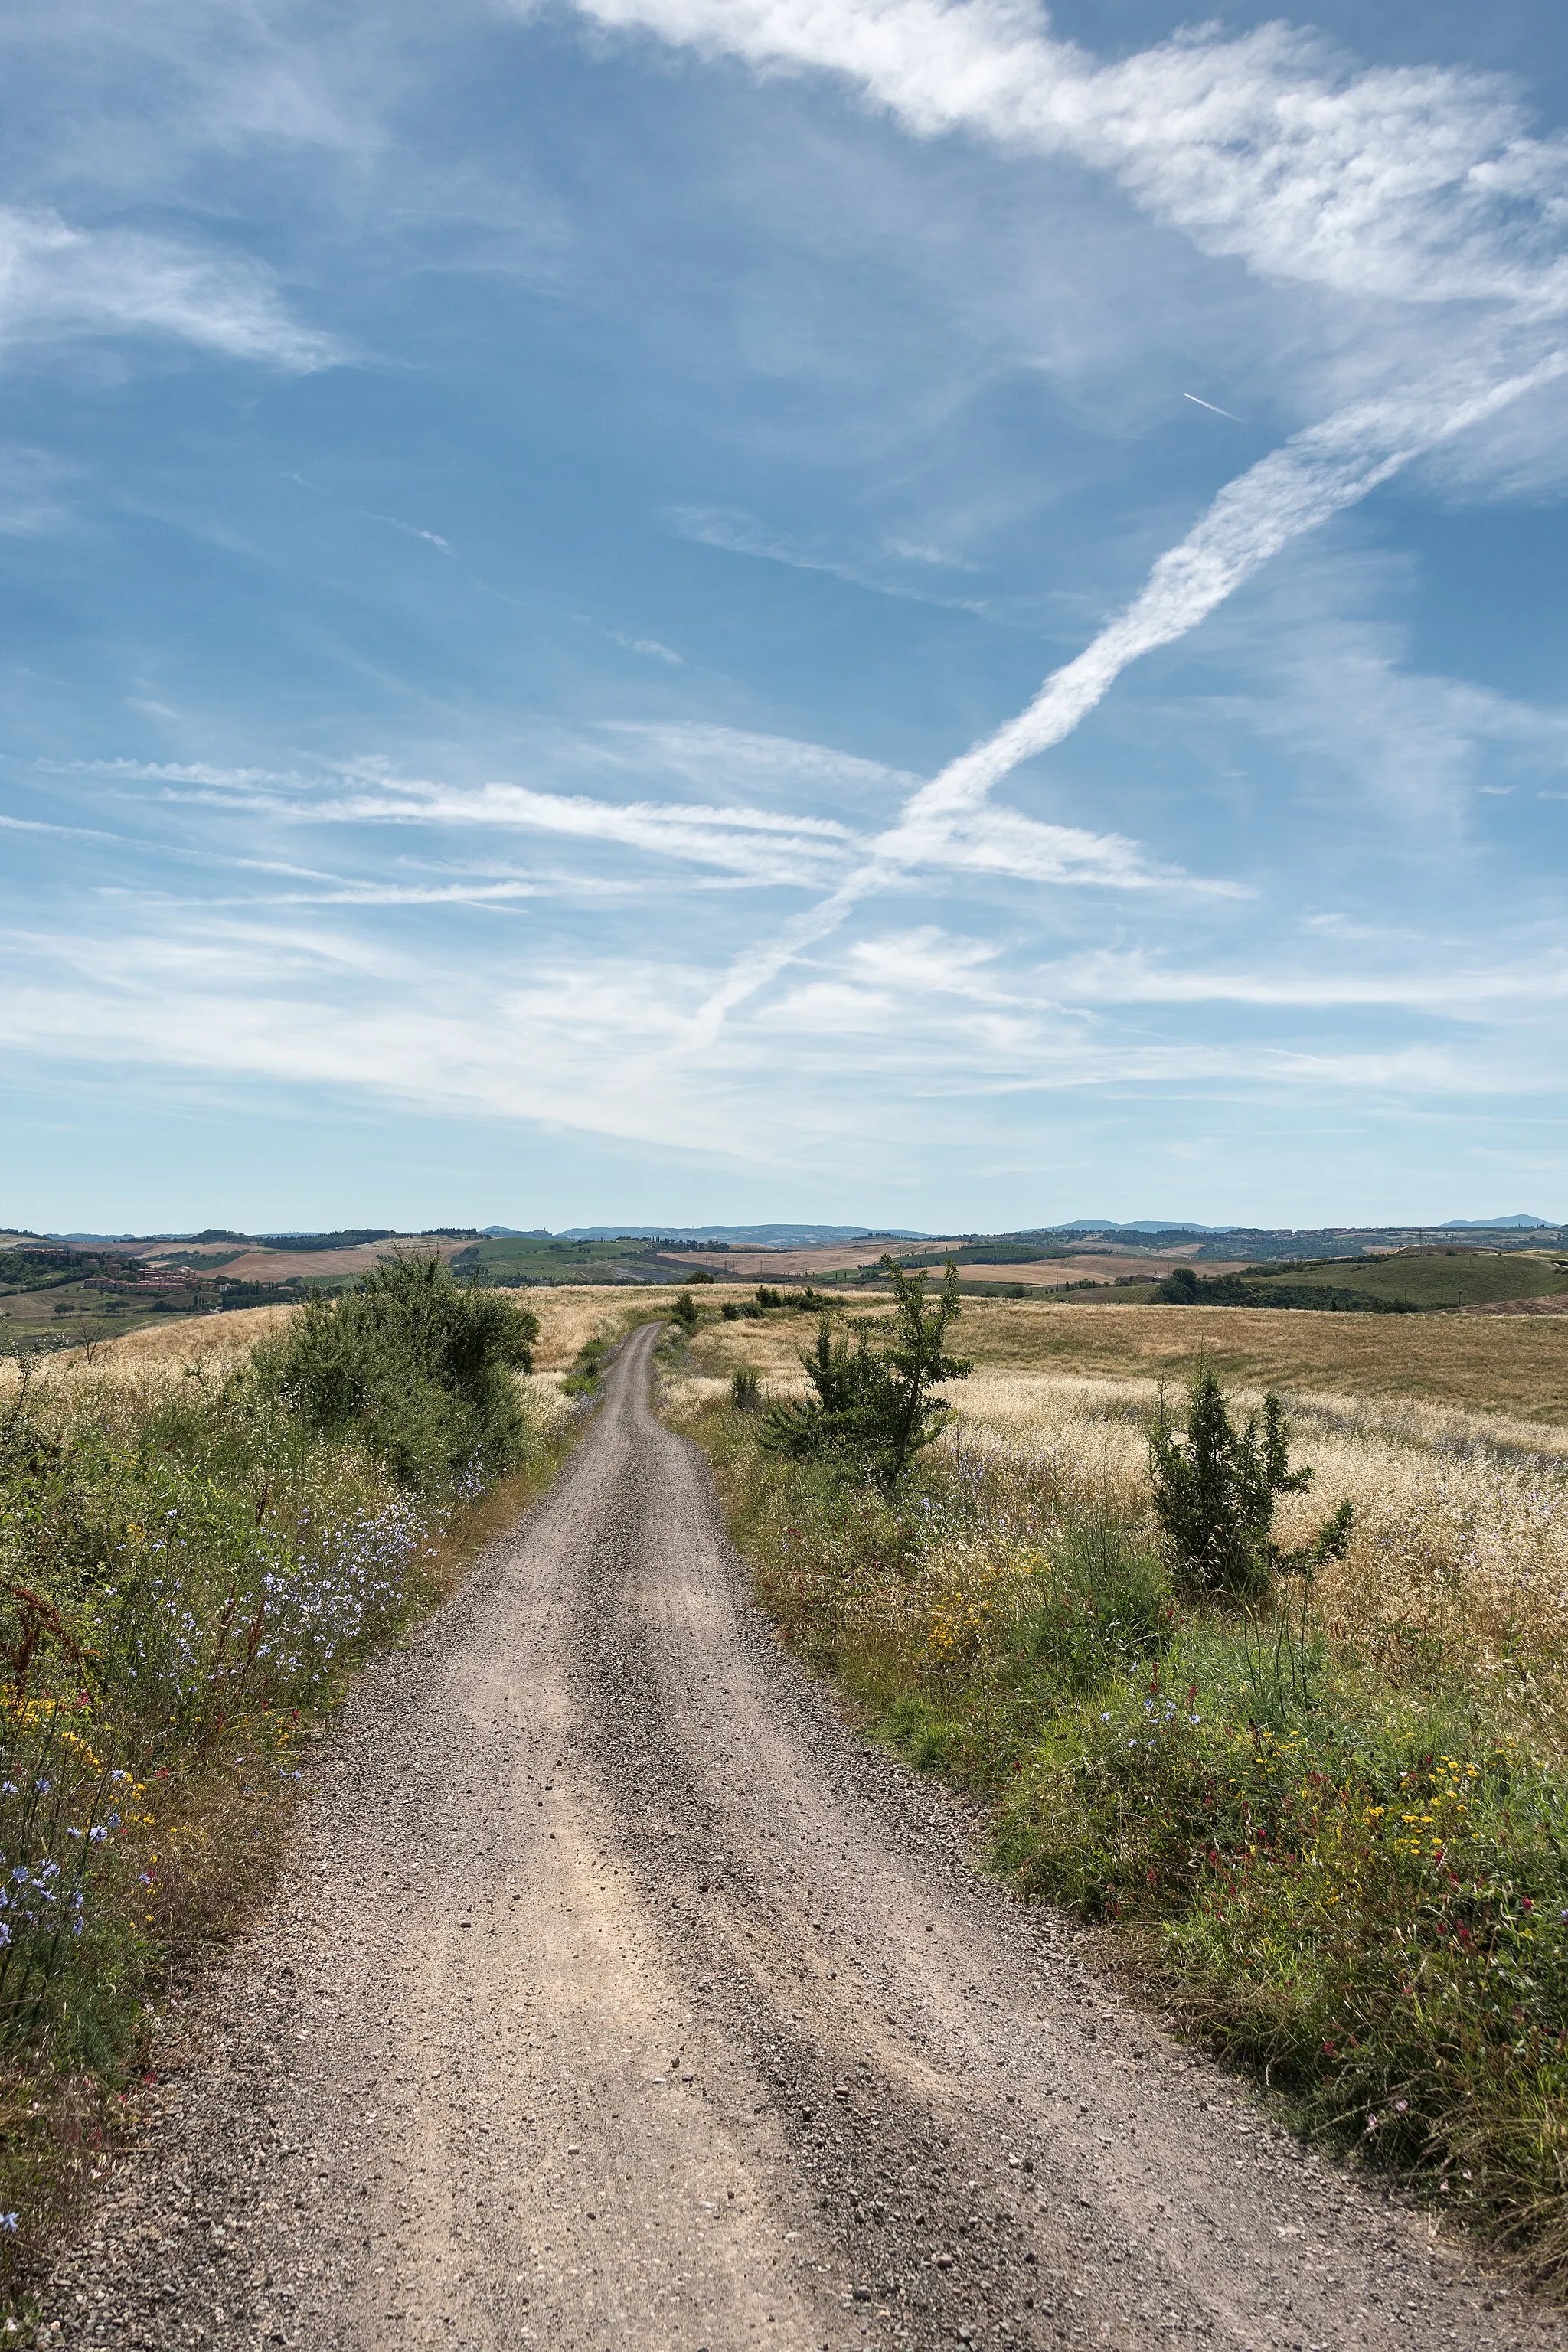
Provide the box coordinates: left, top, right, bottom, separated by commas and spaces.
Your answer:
1438, 1214, 1553, 1229
550, 1223, 923, 1244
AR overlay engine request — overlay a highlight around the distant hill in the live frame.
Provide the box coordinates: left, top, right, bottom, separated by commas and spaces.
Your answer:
1052, 1219, 1234, 1235
1438, 1214, 1553, 1230
553, 1223, 925, 1245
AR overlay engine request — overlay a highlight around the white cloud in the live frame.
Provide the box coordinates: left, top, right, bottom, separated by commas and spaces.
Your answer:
567, 2, 1568, 313
593, 719, 918, 801
0, 205, 340, 369
1043, 947, 1568, 1016
305, 777, 861, 885
577, 5, 1568, 1027
1222, 626, 1568, 821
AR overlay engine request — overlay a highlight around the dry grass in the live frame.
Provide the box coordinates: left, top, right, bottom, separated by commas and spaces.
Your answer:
686, 1295, 1568, 1423
935, 1371, 1568, 1730
518, 1285, 686, 1370
949, 1298, 1568, 1423
0, 1306, 299, 1398
677, 1300, 1568, 2277
2, 1285, 687, 1396
677, 1305, 1568, 1742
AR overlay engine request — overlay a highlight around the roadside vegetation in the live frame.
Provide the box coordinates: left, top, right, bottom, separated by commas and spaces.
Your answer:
0, 1253, 565, 2296
670, 1278, 1568, 2287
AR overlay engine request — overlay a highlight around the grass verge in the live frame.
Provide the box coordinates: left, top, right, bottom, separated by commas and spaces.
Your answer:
678, 1383, 1568, 2292
0, 1265, 583, 2314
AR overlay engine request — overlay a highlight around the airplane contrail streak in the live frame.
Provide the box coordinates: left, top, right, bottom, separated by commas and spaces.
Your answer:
1184, 392, 1243, 421
687, 346, 1568, 1047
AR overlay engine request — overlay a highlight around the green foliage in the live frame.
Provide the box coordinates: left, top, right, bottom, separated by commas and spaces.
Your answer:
0, 1285, 562, 2272
730, 1367, 761, 1413
670, 1290, 701, 1335
1154, 1264, 1417, 1312
1010, 1505, 1173, 1695
253, 1250, 538, 1491
702, 1399, 1568, 2282
561, 1334, 612, 1395
762, 1257, 971, 1489
1148, 1368, 1352, 1600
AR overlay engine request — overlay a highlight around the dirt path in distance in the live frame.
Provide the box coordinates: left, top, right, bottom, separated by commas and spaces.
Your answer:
34, 1325, 1566, 2350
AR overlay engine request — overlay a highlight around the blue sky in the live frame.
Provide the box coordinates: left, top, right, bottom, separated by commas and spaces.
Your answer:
4, 0, 1568, 1233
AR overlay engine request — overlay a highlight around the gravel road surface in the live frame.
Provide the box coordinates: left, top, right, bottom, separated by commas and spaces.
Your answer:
35, 1325, 1565, 2350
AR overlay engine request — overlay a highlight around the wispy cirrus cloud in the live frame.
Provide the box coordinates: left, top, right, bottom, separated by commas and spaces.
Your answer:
1041, 947, 1568, 1016
666, 504, 986, 606
0, 205, 341, 370
567, 4, 1568, 1032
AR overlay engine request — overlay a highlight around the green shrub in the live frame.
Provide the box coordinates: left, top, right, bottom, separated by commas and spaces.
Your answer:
253, 1251, 537, 1493
1148, 1367, 1352, 1600
730, 1368, 761, 1413
670, 1291, 701, 1335
763, 1258, 970, 1490
561, 1334, 611, 1395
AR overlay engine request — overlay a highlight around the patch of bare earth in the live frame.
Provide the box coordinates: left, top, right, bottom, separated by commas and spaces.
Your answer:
31, 1329, 1565, 2350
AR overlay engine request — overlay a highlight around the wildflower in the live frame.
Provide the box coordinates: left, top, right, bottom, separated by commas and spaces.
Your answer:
0, 2213, 18, 2233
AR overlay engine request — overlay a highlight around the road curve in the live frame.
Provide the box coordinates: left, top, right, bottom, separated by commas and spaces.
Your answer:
36, 1324, 1565, 2350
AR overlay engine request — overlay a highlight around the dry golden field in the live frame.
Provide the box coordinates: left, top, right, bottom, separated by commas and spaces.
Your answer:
1, 1285, 688, 1395
688, 1295, 1568, 1423
671, 1299, 1568, 1744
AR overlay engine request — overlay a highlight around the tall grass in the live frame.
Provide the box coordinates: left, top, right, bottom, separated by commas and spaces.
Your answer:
0, 1259, 568, 2291
680, 1370, 1568, 2288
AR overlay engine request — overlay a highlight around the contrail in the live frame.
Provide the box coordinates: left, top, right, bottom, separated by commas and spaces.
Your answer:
1183, 392, 1242, 422
688, 346, 1567, 1044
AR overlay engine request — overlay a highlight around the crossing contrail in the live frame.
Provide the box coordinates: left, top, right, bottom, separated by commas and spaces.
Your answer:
688, 347, 1568, 1044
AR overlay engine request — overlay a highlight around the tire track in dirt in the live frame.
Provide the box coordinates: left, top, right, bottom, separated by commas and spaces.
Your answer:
33, 1325, 1566, 2350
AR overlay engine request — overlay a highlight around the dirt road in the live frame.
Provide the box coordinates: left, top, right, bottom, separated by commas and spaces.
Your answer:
38, 1326, 1564, 2349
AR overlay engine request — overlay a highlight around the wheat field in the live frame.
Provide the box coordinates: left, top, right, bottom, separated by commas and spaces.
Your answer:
684, 1294, 1568, 1419
676, 1306, 1568, 1726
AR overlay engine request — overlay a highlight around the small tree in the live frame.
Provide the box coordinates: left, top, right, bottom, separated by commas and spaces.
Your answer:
1148, 1367, 1352, 1599
762, 1256, 970, 1488
670, 1291, 700, 1334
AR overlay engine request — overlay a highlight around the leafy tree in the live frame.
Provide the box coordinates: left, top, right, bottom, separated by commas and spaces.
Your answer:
762, 1256, 970, 1489
1155, 1265, 1200, 1302
670, 1291, 701, 1334
1148, 1367, 1352, 1599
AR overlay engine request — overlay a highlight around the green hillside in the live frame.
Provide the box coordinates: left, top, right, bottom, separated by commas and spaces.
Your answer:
1250, 1247, 1568, 1311
454, 1234, 687, 1286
